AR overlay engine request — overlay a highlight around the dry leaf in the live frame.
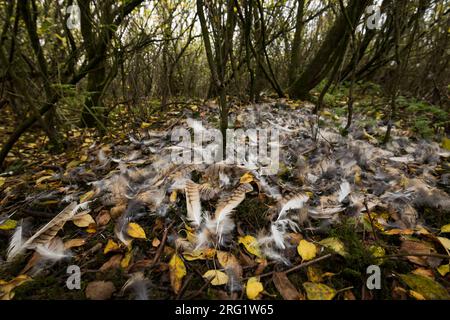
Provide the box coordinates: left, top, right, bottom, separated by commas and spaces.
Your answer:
72, 214, 95, 228
400, 240, 435, 266
96, 210, 111, 226
306, 266, 323, 283
0, 275, 31, 300
183, 248, 216, 261
272, 272, 302, 300
64, 238, 86, 250
152, 237, 161, 247
319, 237, 347, 257
239, 172, 254, 184
238, 235, 262, 258
246, 277, 263, 300
121, 251, 133, 269
303, 282, 336, 300
384, 229, 414, 235
441, 224, 450, 233
400, 273, 450, 300
85, 281, 116, 300
170, 191, 178, 203
409, 290, 426, 300
437, 264, 449, 276
437, 237, 450, 254
127, 222, 147, 239
297, 240, 317, 261
80, 190, 95, 203
217, 251, 243, 278
99, 254, 123, 272
169, 254, 186, 294
104, 239, 121, 254
0, 177, 5, 188
0, 219, 17, 230
412, 268, 434, 279
203, 270, 229, 286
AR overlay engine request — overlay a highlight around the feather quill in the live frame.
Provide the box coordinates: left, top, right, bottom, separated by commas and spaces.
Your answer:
277, 193, 309, 221
185, 180, 203, 227
214, 183, 253, 228
338, 180, 351, 203
7, 202, 89, 261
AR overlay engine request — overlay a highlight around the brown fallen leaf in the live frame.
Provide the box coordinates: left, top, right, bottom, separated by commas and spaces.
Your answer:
85, 281, 116, 300
272, 272, 303, 300
96, 210, 111, 226
217, 251, 243, 278
411, 268, 434, 279
64, 238, 86, 250
306, 266, 323, 283
343, 290, 356, 300
110, 204, 126, 219
400, 239, 440, 267
99, 254, 123, 272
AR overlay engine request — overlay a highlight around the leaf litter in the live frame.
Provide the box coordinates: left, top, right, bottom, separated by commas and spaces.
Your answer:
0, 100, 450, 300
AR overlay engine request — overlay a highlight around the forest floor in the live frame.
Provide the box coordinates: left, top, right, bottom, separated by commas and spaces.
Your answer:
1, 93, 450, 300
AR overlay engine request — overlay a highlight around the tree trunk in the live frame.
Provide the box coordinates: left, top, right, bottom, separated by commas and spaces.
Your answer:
289, 0, 371, 99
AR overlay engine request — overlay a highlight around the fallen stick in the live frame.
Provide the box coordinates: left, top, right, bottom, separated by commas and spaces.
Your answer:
244, 253, 333, 280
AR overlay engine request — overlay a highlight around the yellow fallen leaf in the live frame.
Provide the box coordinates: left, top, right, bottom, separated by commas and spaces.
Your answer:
238, 235, 262, 258
246, 277, 263, 300
409, 290, 426, 300
303, 282, 336, 300
297, 240, 317, 261
0, 177, 5, 187
170, 191, 178, 203
437, 237, 450, 254
67, 160, 81, 169
442, 137, 450, 151
437, 264, 449, 277
203, 270, 229, 286
412, 268, 434, 279
307, 266, 323, 283
72, 214, 95, 228
127, 222, 146, 239
0, 219, 17, 230
369, 245, 385, 258
64, 238, 86, 249
141, 122, 151, 129
384, 229, 414, 235
36, 175, 53, 185
104, 239, 121, 254
400, 273, 450, 300
121, 251, 133, 269
80, 190, 95, 203
86, 226, 97, 234
169, 254, 186, 294
0, 275, 32, 300
240, 172, 254, 184
354, 170, 361, 184
183, 248, 216, 261
319, 237, 348, 257
441, 224, 450, 233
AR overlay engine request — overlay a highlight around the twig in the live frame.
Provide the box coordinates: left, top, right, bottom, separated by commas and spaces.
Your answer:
244, 254, 333, 280
176, 273, 194, 300
185, 277, 214, 300
364, 198, 379, 242
151, 221, 175, 266
377, 253, 450, 260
